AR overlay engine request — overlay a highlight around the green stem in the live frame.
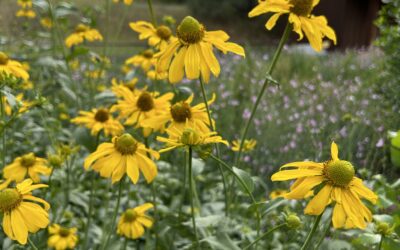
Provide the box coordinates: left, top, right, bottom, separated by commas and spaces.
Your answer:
146, 0, 157, 26
300, 213, 323, 250
65, 157, 71, 206
243, 223, 286, 250
199, 77, 229, 216
101, 179, 124, 250
209, 154, 261, 243
235, 22, 291, 167
187, 147, 199, 248
314, 220, 331, 250
151, 182, 159, 247
28, 237, 39, 250
378, 235, 384, 250
82, 134, 100, 249
121, 237, 128, 250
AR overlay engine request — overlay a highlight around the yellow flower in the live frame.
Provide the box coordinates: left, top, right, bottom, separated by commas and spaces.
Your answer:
69, 59, 80, 71
231, 139, 257, 152
248, 0, 336, 52
129, 21, 176, 51
17, 0, 33, 8
111, 78, 138, 97
113, 0, 134, 5
156, 16, 245, 84
3, 94, 33, 116
3, 153, 52, 183
16, 8, 36, 19
71, 108, 124, 137
117, 203, 153, 239
125, 49, 156, 72
65, 24, 103, 48
85, 69, 105, 79
271, 142, 378, 229
20, 80, 34, 90
147, 69, 168, 80
0, 52, 29, 80
157, 124, 228, 153
84, 133, 160, 184
269, 189, 288, 199
111, 87, 173, 133
142, 94, 214, 134
0, 179, 50, 245
40, 17, 53, 29
47, 224, 78, 250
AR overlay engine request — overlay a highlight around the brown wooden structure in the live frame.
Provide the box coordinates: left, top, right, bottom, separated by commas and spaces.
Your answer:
314, 0, 382, 49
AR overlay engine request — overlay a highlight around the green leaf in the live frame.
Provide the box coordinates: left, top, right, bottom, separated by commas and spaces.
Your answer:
232, 167, 254, 193
202, 233, 241, 250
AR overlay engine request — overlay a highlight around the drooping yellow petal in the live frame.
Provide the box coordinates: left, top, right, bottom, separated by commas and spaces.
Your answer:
285, 175, 323, 199
304, 184, 332, 215
184, 44, 201, 79
271, 169, 322, 181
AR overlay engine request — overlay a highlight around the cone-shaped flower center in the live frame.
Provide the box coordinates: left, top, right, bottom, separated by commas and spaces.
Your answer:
59, 227, 71, 237
177, 16, 205, 44
124, 209, 138, 222
180, 128, 201, 145
142, 49, 154, 59
115, 134, 138, 155
20, 153, 36, 167
156, 25, 172, 40
290, 0, 314, 16
325, 160, 355, 186
0, 189, 22, 212
136, 92, 154, 112
94, 108, 110, 122
75, 24, 89, 33
0, 52, 9, 65
171, 102, 192, 123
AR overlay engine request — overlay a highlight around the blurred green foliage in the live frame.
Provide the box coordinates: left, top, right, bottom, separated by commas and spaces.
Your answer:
375, 0, 400, 127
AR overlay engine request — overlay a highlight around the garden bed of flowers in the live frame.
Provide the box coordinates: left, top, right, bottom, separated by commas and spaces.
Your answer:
0, 0, 399, 249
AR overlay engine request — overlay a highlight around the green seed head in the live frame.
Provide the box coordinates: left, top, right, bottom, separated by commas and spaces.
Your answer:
180, 128, 201, 146
136, 92, 154, 112
115, 134, 138, 155
177, 16, 204, 44
170, 102, 192, 123
156, 25, 172, 40
0, 52, 9, 65
290, 0, 314, 16
124, 209, 138, 222
59, 227, 71, 237
20, 153, 36, 167
325, 160, 355, 187
286, 214, 302, 229
94, 108, 110, 122
0, 189, 22, 212
75, 24, 89, 33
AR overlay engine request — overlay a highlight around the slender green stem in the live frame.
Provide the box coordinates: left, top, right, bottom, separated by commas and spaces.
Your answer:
187, 147, 199, 248
314, 220, 331, 250
101, 179, 124, 250
243, 223, 286, 250
146, 0, 157, 26
82, 134, 101, 249
151, 182, 159, 248
378, 235, 384, 250
300, 213, 323, 250
65, 157, 71, 206
235, 22, 291, 167
28, 237, 39, 250
121, 237, 128, 250
209, 154, 261, 244
199, 78, 229, 216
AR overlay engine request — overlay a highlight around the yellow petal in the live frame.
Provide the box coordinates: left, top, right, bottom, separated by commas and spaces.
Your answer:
285, 175, 323, 199
271, 169, 322, 181
266, 13, 283, 30
169, 46, 186, 83
332, 203, 346, 229
184, 44, 200, 79
304, 184, 332, 215
331, 141, 339, 160
126, 155, 140, 184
